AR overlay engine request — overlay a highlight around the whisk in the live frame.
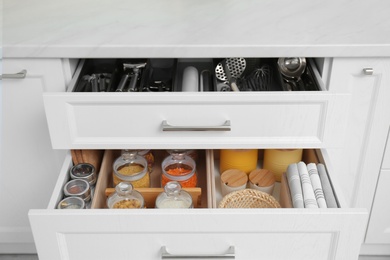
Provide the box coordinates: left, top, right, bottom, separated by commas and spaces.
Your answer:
239, 64, 272, 91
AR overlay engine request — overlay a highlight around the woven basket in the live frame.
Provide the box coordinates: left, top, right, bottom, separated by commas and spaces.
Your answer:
219, 189, 281, 208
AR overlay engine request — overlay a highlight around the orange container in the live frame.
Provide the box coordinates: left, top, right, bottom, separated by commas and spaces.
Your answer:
220, 149, 258, 175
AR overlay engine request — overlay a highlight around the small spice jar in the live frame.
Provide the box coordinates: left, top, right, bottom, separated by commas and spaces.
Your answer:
137, 149, 155, 173
220, 169, 248, 197
107, 182, 145, 209
156, 181, 193, 209
113, 150, 150, 188
166, 149, 198, 162
63, 179, 91, 203
57, 197, 86, 209
161, 151, 197, 188
70, 163, 96, 186
248, 169, 276, 195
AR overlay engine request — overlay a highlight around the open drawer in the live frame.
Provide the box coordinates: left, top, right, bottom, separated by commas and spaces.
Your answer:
43, 58, 349, 149
29, 149, 367, 260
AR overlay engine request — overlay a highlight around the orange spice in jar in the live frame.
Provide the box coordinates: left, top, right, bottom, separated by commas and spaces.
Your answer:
161, 152, 197, 188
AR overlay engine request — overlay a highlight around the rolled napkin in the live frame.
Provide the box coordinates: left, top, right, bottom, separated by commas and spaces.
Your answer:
286, 163, 304, 208
297, 162, 318, 208
307, 163, 327, 208
317, 164, 338, 208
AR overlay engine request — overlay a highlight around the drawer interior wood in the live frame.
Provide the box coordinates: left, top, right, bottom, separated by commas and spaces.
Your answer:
92, 150, 210, 209
210, 149, 340, 209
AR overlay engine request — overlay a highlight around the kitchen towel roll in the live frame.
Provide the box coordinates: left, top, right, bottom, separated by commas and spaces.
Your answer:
297, 162, 318, 208
286, 163, 304, 208
317, 163, 338, 208
307, 163, 327, 208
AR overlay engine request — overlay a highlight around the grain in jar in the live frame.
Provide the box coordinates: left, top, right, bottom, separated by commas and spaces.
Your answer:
113, 150, 150, 188
107, 182, 145, 209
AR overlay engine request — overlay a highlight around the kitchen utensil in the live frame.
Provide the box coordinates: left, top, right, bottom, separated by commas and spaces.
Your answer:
215, 58, 246, 81
116, 73, 130, 92
240, 64, 272, 91
123, 62, 147, 92
181, 66, 199, 92
278, 57, 307, 81
215, 58, 246, 91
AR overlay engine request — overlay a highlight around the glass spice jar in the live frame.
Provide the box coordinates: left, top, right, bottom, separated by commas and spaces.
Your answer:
113, 150, 150, 188
107, 182, 145, 209
156, 181, 193, 209
137, 149, 155, 173
161, 152, 197, 188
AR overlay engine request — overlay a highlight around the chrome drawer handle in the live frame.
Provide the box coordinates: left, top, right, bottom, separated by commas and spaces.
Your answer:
162, 120, 231, 132
161, 246, 235, 259
363, 68, 374, 75
0, 69, 27, 79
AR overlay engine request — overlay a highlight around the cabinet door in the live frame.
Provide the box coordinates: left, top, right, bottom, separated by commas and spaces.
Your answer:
365, 128, 390, 244
326, 58, 390, 210
0, 59, 67, 253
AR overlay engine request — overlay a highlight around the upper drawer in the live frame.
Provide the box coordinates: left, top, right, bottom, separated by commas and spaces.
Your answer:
43, 58, 350, 149
29, 148, 367, 260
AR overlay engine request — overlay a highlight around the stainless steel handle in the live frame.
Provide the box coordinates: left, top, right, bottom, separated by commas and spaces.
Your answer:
363, 68, 374, 75
0, 69, 27, 79
162, 120, 231, 131
161, 246, 235, 259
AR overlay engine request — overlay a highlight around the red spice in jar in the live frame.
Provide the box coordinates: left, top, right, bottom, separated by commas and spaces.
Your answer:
161, 166, 197, 188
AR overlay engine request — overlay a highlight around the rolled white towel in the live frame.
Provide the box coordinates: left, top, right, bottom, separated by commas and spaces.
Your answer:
307, 163, 327, 208
298, 162, 318, 208
317, 164, 338, 208
286, 163, 304, 208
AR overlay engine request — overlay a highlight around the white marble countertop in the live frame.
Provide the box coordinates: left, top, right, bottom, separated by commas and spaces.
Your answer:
2, 0, 390, 58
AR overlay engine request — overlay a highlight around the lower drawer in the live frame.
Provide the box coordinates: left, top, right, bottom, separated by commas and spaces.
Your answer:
29, 149, 367, 260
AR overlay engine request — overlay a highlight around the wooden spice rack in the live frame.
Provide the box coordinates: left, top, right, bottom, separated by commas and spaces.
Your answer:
92, 150, 209, 209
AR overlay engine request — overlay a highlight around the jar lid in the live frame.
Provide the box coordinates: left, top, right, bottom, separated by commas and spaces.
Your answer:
249, 169, 275, 187
63, 179, 91, 202
57, 197, 85, 209
220, 169, 248, 187
70, 163, 96, 186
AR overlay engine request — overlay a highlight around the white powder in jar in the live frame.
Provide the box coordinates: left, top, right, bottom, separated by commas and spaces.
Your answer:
157, 199, 192, 209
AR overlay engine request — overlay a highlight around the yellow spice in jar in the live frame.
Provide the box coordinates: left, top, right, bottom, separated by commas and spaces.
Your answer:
113, 199, 141, 209
113, 163, 150, 188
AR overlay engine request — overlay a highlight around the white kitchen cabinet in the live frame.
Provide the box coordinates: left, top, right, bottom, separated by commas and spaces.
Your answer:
364, 128, 390, 252
26, 57, 373, 260
324, 58, 390, 256
0, 59, 68, 253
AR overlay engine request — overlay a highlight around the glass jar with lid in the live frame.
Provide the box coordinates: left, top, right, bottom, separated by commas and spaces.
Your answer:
107, 182, 145, 209
137, 149, 155, 173
113, 150, 150, 188
161, 151, 197, 188
156, 181, 193, 209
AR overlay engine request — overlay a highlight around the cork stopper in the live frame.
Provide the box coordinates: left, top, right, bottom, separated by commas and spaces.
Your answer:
249, 169, 275, 187
221, 169, 248, 187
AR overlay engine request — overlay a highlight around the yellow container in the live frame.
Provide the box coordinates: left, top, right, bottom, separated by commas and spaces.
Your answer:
220, 149, 258, 175
263, 149, 303, 182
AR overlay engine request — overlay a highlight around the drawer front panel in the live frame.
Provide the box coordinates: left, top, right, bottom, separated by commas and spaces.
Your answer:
30, 209, 366, 260
43, 92, 349, 149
